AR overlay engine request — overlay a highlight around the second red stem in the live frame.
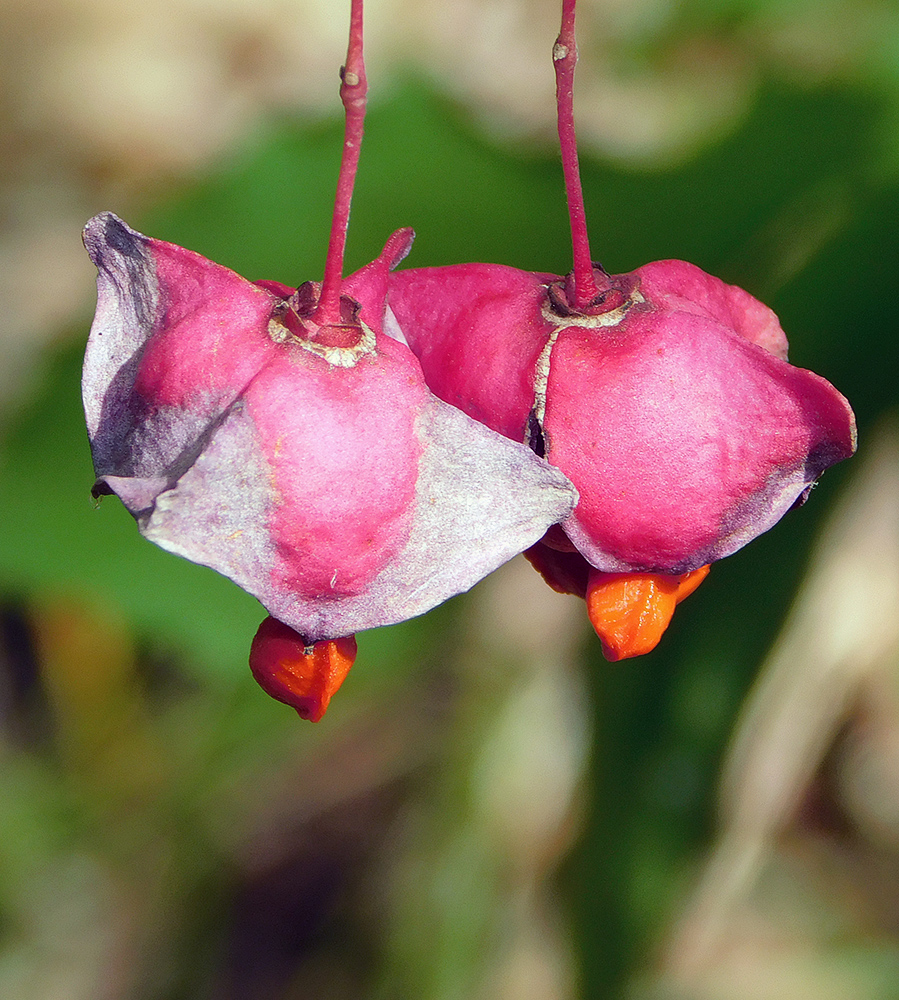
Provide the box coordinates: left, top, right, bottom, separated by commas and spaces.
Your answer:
554, 0, 597, 308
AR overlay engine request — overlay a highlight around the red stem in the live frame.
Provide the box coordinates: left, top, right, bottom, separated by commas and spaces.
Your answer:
554, 0, 597, 308
312, 0, 367, 326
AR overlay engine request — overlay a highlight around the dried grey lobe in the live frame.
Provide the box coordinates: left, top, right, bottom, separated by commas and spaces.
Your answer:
92, 401, 247, 515
82, 213, 161, 453
141, 400, 275, 590
94, 475, 171, 517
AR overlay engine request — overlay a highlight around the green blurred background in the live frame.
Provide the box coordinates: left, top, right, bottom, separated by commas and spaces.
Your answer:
0, 1, 897, 997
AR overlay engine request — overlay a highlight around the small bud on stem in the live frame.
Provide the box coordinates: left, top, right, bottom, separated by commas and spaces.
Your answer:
554, 0, 598, 309
313, 0, 367, 326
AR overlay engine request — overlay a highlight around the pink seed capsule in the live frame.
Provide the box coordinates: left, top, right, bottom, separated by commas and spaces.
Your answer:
388, 259, 855, 576
82, 214, 577, 658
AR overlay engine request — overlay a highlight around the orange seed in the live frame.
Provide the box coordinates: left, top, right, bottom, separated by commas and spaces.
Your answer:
249, 616, 357, 721
586, 565, 710, 661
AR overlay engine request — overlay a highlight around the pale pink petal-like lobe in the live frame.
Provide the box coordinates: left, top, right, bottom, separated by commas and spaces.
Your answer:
83, 215, 578, 642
